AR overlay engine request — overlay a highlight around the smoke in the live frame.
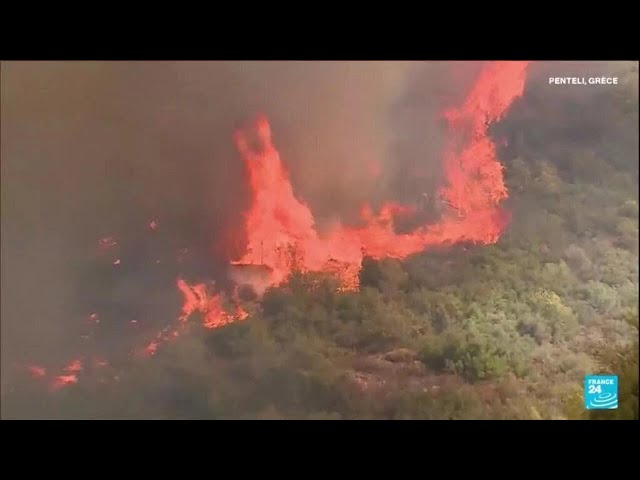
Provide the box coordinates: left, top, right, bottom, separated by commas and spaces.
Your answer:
1, 61, 415, 399
385, 62, 486, 203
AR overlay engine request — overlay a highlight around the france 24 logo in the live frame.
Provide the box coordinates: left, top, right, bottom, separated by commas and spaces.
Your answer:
584, 375, 618, 410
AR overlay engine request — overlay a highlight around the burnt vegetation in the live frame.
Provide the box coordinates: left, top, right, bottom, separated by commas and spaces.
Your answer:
4, 67, 638, 420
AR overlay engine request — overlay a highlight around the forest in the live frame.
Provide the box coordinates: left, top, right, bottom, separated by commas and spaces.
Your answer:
3, 64, 638, 420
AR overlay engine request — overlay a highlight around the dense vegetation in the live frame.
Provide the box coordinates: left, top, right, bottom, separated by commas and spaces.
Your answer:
6, 67, 638, 420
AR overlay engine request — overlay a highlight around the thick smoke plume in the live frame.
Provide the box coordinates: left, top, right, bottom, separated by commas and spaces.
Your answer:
1, 61, 411, 395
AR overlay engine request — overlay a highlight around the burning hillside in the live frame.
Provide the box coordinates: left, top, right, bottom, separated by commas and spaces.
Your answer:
230, 61, 529, 291
8, 61, 530, 392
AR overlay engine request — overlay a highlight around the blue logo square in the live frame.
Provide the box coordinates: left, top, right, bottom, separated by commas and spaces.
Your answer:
584, 375, 618, 410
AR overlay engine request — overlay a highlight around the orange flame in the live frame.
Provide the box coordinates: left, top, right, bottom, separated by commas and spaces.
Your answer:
227, 61, 529, 293
177, 278, 246, 329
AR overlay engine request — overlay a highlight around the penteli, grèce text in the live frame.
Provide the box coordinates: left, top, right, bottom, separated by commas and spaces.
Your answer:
549, 77, 619, 85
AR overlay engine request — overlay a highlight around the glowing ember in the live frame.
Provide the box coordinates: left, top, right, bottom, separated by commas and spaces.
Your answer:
98, 237, 117, 250
145, 341, 159, 356
51, 375, 78, 391
28, 365, 46, 378
63, 359, 83, 373
141, 325, 172, 356
93, 358, 109, 368
138, 321, 189, 357
113, 259, 121, 266
149, 220, 159, 230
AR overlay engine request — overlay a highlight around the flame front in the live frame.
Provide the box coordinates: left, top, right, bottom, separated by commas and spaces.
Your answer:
228, 61, 530, 292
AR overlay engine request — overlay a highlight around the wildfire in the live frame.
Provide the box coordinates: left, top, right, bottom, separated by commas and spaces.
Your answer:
140, 325, 180, 357
22, 61, 530, 390
177, 278, 247, 329
228, 61, 529, 292
176, 61, 529, 338
136, 279, 249, 357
